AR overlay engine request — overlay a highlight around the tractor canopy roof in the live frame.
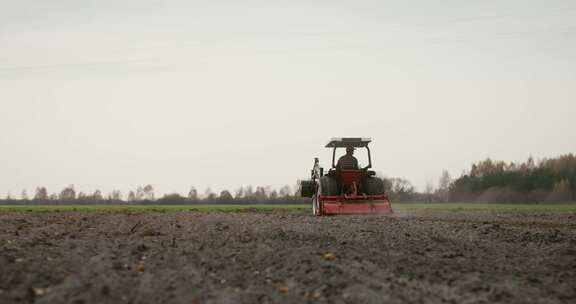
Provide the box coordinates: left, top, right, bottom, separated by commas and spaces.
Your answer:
325, 137, 372, 148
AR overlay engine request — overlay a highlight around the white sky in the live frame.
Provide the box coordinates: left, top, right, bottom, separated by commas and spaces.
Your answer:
1, 0, 575, 197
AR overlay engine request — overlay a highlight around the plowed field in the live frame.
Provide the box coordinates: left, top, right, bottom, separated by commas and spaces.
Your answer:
1, 209, 575, 303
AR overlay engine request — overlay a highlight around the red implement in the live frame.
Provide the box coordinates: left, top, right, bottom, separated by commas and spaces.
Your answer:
319, 195, 393, 215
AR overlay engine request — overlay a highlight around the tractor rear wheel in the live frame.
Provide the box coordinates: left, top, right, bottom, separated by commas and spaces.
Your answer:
365, 177, 385, 195
313, 176, 338, 216
320, 176, 338, 196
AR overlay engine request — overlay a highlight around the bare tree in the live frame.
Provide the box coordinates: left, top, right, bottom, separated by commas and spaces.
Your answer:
188, 187, 198, 201
143, 184, 154, 200
135, 187, 144, 200
34, 187, 48, 200
243, 186, 253, 199
270, 190, 278, 200
424, 181, 435, 203
279, 185, 292, 198
388, 178, 414, 194
254, 186, 267, 201
234, 187, 244, 199
21, 190, 28, 200
292, 183, 300, 197
437, 170, 452, 202
219, 190, 233, 202
108, 190, 122, 201
204, 188, 216, 200
92, 190, 103, 201
127, 191, 136, 202
59, 185, 76, 200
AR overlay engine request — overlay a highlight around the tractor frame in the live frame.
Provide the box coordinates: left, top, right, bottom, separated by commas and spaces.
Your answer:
301, 138, 393, 216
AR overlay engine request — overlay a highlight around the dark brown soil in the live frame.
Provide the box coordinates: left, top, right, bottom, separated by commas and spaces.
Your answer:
1, 209, 575, 304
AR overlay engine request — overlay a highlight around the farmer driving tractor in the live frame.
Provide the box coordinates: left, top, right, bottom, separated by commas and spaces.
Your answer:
336, 146, 359, 170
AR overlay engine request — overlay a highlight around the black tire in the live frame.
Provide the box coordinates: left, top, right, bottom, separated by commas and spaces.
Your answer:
300, 180, 315, 198
320, 176, 338, 196
365, 177, 385, 195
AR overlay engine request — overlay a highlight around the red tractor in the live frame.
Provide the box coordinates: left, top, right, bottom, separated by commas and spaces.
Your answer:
301, 138, 393, 216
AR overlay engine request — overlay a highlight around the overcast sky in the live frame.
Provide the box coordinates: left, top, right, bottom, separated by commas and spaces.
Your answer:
1, 0, 575, 197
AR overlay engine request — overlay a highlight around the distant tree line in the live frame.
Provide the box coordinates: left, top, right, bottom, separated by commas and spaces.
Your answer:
381, 170, 452, 203
2, 154, 574, 205
0, 184, 308, 205
381, 154, 576, 203
156, 185, 306, 205
0, 179, 436, 205
449, 154, 576, 203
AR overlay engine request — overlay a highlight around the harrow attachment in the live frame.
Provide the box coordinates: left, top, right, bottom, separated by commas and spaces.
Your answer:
317, 194, 392, 215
